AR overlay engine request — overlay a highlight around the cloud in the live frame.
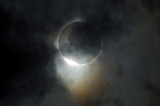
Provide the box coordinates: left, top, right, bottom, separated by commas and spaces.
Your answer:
0, 0, 160, 106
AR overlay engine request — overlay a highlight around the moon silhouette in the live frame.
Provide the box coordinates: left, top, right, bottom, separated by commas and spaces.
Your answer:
57, 20, 101, 66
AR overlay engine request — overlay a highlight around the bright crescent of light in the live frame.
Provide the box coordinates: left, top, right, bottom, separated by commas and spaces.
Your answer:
57, 19, 102, 66
63, 57, 79, 66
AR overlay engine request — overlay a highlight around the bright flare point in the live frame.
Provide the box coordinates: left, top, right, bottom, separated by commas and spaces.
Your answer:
63, 57, 79, 66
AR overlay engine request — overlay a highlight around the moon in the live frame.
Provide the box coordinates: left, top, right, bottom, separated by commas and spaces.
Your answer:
57, 20, 101, 66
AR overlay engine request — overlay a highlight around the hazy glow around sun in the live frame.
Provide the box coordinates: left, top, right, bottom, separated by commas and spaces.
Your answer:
63, 57, 79, 66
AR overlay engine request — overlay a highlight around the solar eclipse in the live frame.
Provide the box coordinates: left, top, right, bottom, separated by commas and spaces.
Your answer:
57, 20, 101, 66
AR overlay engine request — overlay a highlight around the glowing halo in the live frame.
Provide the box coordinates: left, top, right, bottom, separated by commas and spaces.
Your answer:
57, 19, 101, 66
63, 57, 79, 66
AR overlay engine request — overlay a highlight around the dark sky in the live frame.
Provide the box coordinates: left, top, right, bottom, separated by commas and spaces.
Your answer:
0, 0, 160, 106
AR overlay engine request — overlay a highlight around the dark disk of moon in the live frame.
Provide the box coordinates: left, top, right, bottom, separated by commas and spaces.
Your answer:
58, 20, 101, 65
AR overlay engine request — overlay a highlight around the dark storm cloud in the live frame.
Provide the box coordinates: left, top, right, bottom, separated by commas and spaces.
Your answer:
0, 0, 160, 106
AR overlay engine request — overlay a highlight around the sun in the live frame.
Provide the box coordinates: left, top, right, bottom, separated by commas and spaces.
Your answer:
57, 20, 101, 66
